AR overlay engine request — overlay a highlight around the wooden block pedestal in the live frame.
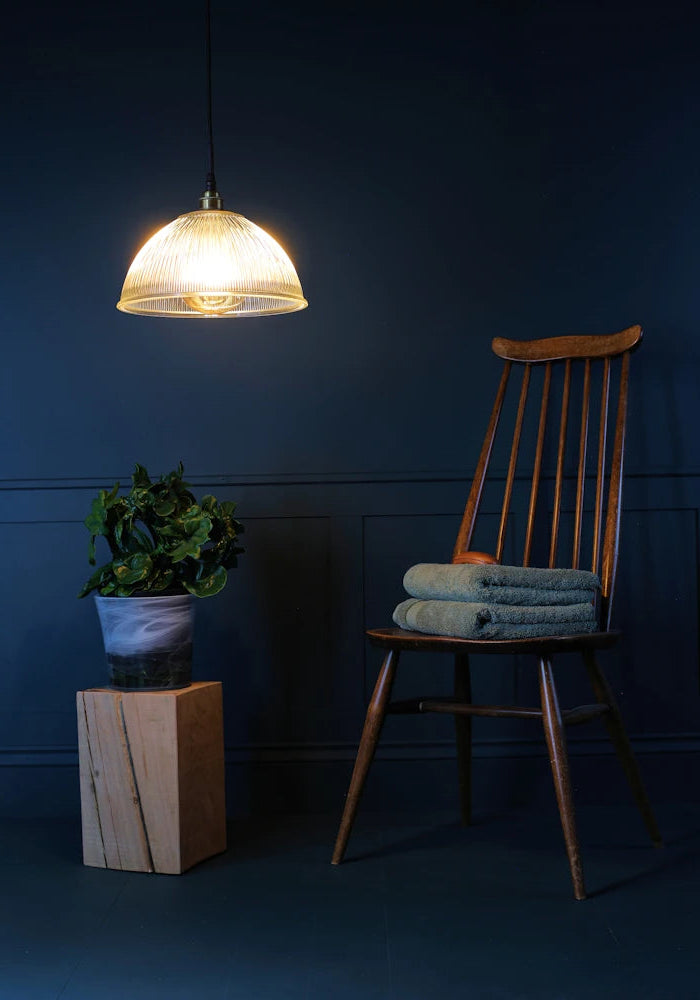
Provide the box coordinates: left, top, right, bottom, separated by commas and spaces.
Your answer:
77, 681, 226, 874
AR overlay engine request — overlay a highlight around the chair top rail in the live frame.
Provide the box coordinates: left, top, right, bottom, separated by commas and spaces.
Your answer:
492, 325, 642, 363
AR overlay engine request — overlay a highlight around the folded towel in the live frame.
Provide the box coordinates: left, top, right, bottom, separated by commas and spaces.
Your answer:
393, 598, 598, 640
402, 563, 600, 607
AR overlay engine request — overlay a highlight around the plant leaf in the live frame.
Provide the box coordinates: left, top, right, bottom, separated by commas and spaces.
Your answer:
113, 553, 153, 584
168, 540, 201, 563
132, 464, 151, 488
104, 481, 120, 508
85, 497, 107, 536
114, 514, 128, 549
78, 562, 112, 598
149, 569, 175, 592
184, 565, 227, 597
130, 525, 154, 552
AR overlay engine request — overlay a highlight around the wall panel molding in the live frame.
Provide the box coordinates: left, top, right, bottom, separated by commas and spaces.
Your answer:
0, 470, 698, 815
1, 733, 699, 769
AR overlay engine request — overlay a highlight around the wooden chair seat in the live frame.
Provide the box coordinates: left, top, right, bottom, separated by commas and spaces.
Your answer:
332, 325, 661, 900
367, 626, 620, 655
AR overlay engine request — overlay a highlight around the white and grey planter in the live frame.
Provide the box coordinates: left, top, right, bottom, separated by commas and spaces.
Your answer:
95, 593, 195, 690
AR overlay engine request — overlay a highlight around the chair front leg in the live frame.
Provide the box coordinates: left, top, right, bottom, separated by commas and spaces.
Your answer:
332, 648, 400, 864
454, 653, 472, 825
539, 655, 586, 901
582, 649, 662, 847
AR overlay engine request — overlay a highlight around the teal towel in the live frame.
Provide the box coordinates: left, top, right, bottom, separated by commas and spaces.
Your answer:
403, 563, 599, 607
392, 598, 598, 640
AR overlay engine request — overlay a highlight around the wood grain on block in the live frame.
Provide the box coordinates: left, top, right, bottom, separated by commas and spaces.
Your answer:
77, 682, 226, 874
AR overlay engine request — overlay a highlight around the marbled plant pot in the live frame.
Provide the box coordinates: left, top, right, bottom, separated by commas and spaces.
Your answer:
94, 593, 195, 690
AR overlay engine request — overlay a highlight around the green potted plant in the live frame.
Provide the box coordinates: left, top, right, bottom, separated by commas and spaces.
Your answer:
78, 462, 243, 690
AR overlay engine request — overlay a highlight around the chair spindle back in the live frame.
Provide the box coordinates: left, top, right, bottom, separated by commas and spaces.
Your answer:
452, 326, 642, 630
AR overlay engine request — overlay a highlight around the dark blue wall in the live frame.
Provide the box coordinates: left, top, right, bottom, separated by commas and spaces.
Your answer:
1, 0, 699, 817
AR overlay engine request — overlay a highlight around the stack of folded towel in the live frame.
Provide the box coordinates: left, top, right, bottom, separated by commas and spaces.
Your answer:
392, 563, 600, 640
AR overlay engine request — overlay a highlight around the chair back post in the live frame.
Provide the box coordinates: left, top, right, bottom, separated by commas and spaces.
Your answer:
452, 362, 511, 560
496, 364, 531, 562
523, 362, 552, 567
600, 349, 632, 629
572, 358, 591, 569
591, 357, 611, 576
549, 359, 572, 567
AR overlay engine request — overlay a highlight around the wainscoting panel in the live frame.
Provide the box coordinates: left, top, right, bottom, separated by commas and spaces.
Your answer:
612, 507, 699, 732
0, 474, 699, 816
0, 519, 102, 749
195, 515, 339, 745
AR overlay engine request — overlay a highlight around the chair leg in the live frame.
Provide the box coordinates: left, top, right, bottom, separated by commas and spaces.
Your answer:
582, 649, 662, 847
332, 648, 400, 865
454, 653, 472, 825
539, 656, 586, 901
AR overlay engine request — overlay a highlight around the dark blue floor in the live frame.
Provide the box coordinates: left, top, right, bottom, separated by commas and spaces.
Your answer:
1, 801, 699, 999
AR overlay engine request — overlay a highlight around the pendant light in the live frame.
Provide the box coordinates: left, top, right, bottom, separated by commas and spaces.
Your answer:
116, 0, 308, 318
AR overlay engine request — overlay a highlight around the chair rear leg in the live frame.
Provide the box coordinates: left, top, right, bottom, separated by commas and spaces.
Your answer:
332, 648, 399, 864
582, 649, 662, 847
454, 653, 472, 825
539, 656, 586, 900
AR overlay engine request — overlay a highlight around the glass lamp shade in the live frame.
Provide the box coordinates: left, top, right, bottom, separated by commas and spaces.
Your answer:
116, 209, 308, 317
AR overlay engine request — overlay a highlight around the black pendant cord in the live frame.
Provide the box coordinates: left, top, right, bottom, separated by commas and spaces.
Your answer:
205, 0, 216, 192
199, 0, 223, 208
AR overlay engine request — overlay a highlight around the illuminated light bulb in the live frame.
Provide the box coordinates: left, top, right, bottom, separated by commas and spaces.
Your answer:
183, 293, 244, 315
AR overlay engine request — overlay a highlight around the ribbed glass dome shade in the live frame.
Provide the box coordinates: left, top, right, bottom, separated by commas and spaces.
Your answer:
117, 209, 308, 317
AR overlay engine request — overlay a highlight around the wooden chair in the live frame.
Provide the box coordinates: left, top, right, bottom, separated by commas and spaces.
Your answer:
331, 324, 661, 900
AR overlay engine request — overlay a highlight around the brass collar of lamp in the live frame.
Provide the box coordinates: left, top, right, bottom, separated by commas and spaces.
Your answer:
116, 2, 308, 319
